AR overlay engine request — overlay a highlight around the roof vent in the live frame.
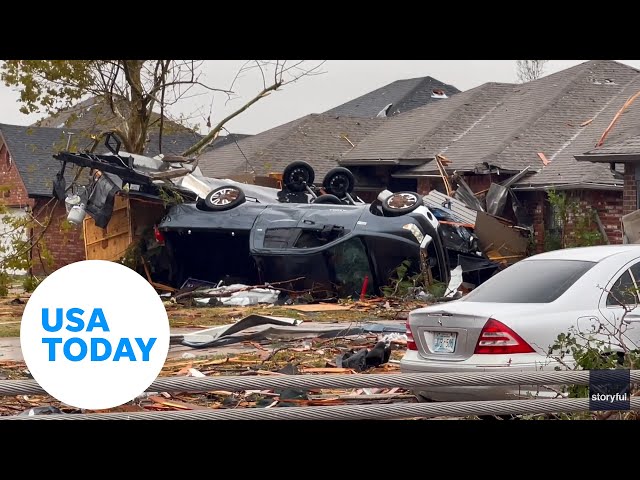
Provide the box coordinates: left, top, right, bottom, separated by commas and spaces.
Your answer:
431, 89, 448, 99
376, 103, 393, 118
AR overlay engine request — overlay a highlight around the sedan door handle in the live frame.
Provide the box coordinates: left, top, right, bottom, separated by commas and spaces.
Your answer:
623, 314, 640, 324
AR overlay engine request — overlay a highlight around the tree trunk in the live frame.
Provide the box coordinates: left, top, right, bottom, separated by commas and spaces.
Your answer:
122, 60, 150, 154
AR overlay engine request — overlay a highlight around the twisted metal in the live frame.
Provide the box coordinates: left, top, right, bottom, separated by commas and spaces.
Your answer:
1, 370, 638, 396
4, 397, 640, 420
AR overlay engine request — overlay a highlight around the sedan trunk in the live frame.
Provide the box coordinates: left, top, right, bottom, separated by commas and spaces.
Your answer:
410, 308, 490, 361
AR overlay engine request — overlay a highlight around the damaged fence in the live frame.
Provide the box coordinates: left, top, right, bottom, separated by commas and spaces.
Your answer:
1, 370, 638, 420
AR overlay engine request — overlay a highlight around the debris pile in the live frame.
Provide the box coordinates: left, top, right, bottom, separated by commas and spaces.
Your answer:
423, 163, 534, 289
0, 316, 417, 415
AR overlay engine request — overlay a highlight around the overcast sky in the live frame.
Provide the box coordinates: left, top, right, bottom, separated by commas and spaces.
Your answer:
1, 60, 639, 135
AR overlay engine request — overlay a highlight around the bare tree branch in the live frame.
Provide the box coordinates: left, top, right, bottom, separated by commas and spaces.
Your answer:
516, 60, 548, 83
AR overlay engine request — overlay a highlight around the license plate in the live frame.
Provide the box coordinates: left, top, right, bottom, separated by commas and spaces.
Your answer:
432, 332, 457, 353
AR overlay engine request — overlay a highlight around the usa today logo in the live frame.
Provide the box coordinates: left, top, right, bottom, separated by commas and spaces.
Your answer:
20, 260, 170, 410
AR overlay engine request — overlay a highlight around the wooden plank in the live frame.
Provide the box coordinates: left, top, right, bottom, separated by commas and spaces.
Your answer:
537, 152, 550, 166
287, 303, 352, 312
594, 211, 610, 245
85, 232, 130, 261
434, 154, 453, 196
83, 208, 129, 245
113, 194, 128, 210
85, 224, 132, 246
83, 194, 133, 261
475, 211, 528, 262
151, 282, 177, 292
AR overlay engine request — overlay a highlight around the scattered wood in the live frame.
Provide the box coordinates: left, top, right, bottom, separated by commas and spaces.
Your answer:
147, 395, 217, 410
434, 154, 453, 196
239, 369, 287, 376
537, 152, 550, 166
244, 341, 269, 351
287, 303, 352, 312
309, 393, 414, 401
580, 118, 594, 127
594, 211, 610, 245
597, 90, 640, 147
298, 367, 357, 374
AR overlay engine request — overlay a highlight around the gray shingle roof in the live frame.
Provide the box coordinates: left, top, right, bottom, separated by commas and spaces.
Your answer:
0, 124, 85, 197
325, 77, 460, 118
341, 82, 515, 165
198, 114, 384, 180
516, 62, 640, 188
342, 60, 640, 189
581, 134, 640, 157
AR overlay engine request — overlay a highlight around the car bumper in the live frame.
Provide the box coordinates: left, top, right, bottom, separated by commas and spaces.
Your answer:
400, 350, 573, 402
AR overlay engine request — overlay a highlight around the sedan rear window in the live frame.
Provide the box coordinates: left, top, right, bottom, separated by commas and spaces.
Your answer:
462, 259, 596, 303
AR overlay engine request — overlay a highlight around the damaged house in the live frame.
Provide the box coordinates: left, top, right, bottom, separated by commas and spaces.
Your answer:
0, 121, 214, 275
198, 75, 461, 201
338, 60, 640, 251
197, 114, 386, 201
576, 122, 640, 242
325, 76, 460, 118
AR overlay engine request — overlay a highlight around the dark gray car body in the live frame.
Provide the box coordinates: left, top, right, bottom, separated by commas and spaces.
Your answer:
158, 200, 450, 298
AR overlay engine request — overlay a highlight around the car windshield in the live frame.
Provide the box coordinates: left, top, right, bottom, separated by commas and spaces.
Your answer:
462, 259, 596, 303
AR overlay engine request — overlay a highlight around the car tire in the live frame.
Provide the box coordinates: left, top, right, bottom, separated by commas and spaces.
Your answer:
202, 185, 246, 211
322, 167, 355, 197
381, 191, 423, 216
312, 194, 343, 205
283, 161, 315, 192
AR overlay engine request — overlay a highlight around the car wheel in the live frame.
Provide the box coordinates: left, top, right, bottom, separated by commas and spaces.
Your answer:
312, 194, 343, 205
283, 161, 315, 192
202, 185, 246, 211
381, 191, 423, 216
322, 167, 355, 197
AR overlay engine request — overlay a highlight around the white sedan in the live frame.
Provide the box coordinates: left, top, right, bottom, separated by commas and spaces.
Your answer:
400, 245, 640, 401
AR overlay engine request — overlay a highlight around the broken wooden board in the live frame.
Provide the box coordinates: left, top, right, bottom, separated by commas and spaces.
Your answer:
83, 194, 131, 261
147, 395, 217, 411
287, 304, 352, 312
475, 211, 528, 264
622, 209, 640, 243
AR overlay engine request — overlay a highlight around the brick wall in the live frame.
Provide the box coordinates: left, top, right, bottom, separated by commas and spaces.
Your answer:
624, 163, 637, 216
0, 139, 86, 275
517, 191, 546, 253
30, 199, 86, 275
524, 189, 623, 251
0, 143, 34, 208
588, 189, 623, 244
464, 174, 493, 193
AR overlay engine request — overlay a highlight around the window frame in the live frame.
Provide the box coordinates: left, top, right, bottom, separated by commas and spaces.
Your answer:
604, 260, 640, 308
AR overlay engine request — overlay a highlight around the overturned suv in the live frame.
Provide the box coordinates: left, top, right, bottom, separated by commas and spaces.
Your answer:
159, 161, 451, 298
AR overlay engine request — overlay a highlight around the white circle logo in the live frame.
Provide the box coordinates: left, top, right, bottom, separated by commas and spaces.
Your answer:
20, 260, 170, 410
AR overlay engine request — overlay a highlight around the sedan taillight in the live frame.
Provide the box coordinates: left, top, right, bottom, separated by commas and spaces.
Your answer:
154, 225, 165, 245
474, 318, 534, 354
406, 319, 417, 351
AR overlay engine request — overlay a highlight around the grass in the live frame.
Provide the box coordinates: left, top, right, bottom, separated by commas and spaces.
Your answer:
0, 321, 20, 337
166, 304, 385, 329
